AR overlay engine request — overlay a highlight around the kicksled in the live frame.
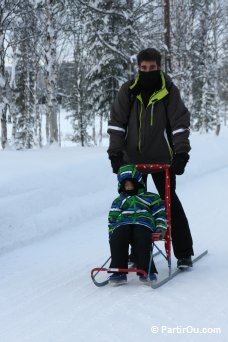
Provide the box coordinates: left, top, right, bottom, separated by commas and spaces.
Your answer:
91, 164, 208, 289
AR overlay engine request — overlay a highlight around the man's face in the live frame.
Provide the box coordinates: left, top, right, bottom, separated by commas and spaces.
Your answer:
139, 60, 160, 72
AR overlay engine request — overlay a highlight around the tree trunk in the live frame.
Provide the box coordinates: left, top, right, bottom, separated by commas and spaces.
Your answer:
92, 112, 97, 145
215, 124, 220, 136
0, 7, 7, 148
99, 113, 103, 145
44, 0, 58, 144
164, 0, 171, 73
1, 108, 7, 149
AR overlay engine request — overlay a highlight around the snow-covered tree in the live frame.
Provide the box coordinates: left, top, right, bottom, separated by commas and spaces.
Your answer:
170, 0, 195, 111
59, 0, 91, 146
0, 2, 8, 149
0, 0, 20, 149
79, 0, 151, 144
10, 0, 44, 149
42, 0, 63, 144
171, 0, 225, 134
1, 0, 226, 148
190, 0, 224, 133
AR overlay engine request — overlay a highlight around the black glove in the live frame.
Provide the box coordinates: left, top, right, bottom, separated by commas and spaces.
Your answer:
171, 153, 189, 175
110, 154, 123, 174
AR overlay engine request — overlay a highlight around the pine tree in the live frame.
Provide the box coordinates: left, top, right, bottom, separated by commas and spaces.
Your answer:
170, 0, 196, 111
80, 0, 146, 144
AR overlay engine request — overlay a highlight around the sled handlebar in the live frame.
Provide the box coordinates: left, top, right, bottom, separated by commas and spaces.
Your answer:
136, 163, 172, 263
136, 164, 170, 171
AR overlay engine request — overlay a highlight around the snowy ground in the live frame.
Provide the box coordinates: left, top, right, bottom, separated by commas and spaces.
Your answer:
0, 126, 228, 341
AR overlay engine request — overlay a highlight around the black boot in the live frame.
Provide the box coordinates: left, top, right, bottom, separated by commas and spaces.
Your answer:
177, 256, 193, 269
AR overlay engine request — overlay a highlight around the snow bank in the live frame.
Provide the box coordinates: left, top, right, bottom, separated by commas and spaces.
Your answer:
0, 146, 116, 253
0, 126, 228, 254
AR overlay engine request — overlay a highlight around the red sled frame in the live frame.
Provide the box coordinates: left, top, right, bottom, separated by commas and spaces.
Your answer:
91, 164, 208, 288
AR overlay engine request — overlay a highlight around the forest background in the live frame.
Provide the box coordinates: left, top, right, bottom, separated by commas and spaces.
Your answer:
0, 0, 227, 150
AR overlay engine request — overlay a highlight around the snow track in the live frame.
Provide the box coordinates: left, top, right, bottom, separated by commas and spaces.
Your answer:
0, 131, 228, 341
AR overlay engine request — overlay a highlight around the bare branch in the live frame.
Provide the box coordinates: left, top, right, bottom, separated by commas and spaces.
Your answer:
78, 0, 126, 19
1, 0, 21, 25
96, 32, 129, 62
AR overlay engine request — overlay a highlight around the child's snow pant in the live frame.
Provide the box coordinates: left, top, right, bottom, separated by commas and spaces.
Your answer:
109, 224, 156, 273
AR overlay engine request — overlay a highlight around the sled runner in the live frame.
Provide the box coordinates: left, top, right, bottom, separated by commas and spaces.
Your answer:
91, 164, 208, 289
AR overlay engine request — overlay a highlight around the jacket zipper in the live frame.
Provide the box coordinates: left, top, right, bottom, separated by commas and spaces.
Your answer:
138, 101, 143, 152
150, 103, 154, 126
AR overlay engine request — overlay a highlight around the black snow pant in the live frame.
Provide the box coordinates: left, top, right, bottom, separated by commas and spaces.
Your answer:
143, 171, 194, 259
109, 224, 157, 274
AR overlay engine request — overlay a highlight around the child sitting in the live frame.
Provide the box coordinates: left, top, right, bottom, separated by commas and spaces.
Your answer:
108, 164, 167, 285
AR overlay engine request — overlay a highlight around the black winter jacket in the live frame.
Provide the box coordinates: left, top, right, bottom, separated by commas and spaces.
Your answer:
107, 71, 191, 165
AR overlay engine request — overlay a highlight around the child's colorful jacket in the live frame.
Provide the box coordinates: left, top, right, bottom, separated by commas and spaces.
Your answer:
108, 165, 167, 239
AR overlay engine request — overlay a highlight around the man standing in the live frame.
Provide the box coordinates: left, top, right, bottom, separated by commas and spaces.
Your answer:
107, 48, 193, 268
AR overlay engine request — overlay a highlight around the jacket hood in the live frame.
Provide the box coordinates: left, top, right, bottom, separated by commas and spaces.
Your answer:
117, 164, 145, 194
